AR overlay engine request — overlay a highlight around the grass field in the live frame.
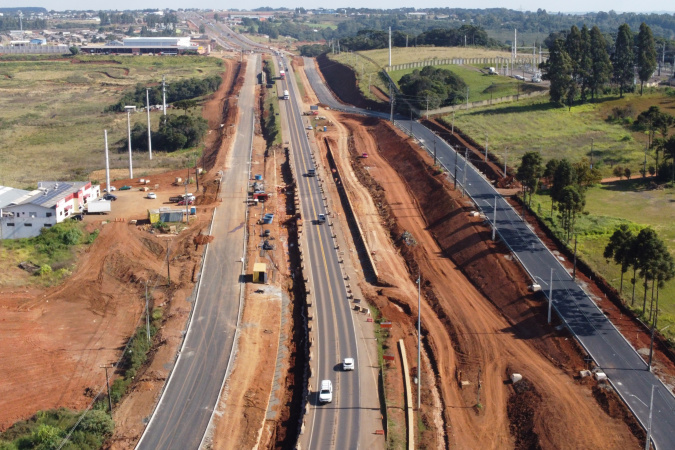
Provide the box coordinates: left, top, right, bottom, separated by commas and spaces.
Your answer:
443, 93, 675, 178
362, 46, 514, 68
0, 55, 226, 189
528, 179, 675, 341
388, 64, 542, 103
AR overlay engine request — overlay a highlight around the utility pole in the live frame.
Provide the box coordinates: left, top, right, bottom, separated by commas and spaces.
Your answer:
417, 270, 421, 410
466, 87, 469, 110
101, 364, 113, 413
648, 320, 656, 371
434, 135, 437, 166
166, 242, 171, 286
162, 75, 167, 116
127, 110, 134, 179
426, 96, 429, 120
388, 27, 392, 67
195, 154, 200, 192
462, 148, 468, 197
590, 138, 594, 169
573, 235, 578, 280
410, 109, 413, 135
145, 280, 151, 343
485, 134, 488, 161
104, 130, 111, 193
146, 89, 153, 160
454, 150, 458, 190
389, 81, 395, 124
503, 148, 508, 177
491, 195, 498, 241
645, 385, 654, 450
451, 110, 455, 135
643, 145, 648, 179
548, 268, 554, 324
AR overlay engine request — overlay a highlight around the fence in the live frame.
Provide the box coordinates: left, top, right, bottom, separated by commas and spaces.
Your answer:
0, 45, 69, 54
385, 56, 541, 72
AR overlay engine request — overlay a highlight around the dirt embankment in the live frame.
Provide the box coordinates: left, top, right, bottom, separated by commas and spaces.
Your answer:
315, 53, 388, 112
339, 114, 641, 449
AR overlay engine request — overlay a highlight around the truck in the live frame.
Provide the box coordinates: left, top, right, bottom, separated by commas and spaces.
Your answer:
87, 200, 111, 214
279, 70, 285, 79
169, 193, 195, 203
488, 67, 497, 75
283, 90, 289, 100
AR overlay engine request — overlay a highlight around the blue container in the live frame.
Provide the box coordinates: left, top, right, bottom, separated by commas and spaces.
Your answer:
255, 174, 263, 180
190, 206, 196, 215
323, 126, 327, 132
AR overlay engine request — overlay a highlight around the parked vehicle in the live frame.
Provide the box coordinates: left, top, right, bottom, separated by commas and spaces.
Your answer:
102, 193, 117, 201
147, 192, 157, 199
170, 194, 195, 203
319, 380, 333, 403
87, 200, 111, 214
177, 199, 194, 206
119, 185, 132, 191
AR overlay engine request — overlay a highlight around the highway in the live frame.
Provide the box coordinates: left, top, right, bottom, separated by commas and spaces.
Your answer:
303, 57, 675, 449
136, 54, 258, 449
278, 55, 361, 449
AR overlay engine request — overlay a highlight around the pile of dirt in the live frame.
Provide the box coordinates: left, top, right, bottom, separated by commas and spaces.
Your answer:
338, 113, 640, 449
315, 53, 388, 113
506, 379, 541, 450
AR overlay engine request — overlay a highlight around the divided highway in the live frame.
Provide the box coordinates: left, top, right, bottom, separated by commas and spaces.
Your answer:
278, 56, 361, 449
303, 58, 675, 449
136, 54, 259, 449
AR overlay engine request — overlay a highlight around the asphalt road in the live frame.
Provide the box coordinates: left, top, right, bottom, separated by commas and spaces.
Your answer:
303, 57, 675, 449
278, 55, 361, 449
136, 55, 258, 450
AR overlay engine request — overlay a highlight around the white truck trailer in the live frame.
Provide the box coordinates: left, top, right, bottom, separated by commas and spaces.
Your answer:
87, 200, 111, 214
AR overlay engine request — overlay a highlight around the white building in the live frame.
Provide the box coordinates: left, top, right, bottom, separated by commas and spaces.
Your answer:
0, 181, 100, 240
123, 36, 191, 47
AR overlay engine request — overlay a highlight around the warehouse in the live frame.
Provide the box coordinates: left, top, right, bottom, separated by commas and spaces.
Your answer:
81, 36, 202, 55
0, 181, 100, 239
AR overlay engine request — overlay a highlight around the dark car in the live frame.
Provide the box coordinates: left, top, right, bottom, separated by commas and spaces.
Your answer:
262, 240, 274, 250
103, 193, 117, 201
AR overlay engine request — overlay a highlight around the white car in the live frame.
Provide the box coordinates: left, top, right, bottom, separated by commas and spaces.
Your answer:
343, 358, 354, 371
319, 379, 333, 403
306, 125, 313, 130
105, 186, 117, 192
147, 192, 157, 199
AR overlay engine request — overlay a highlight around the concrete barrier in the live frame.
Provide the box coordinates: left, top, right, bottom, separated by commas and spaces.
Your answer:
398, 339, 415, 450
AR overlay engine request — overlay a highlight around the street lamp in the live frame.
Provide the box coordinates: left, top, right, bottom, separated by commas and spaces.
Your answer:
124, 106, 134, 179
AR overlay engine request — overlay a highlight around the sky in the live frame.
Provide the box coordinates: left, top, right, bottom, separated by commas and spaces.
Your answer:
2, 0, 673, 14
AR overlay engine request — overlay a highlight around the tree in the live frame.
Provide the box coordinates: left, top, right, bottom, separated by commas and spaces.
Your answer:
214, 13, 220, 23
540, 39, 573, 104
551, 158, 577, 203
558, 185, 585, 239
517, 151, 543, 206
173, 99, 197, 115
573, 158, 602, 188
624, 167, 632, 180
543, 159, 560, 185
199, 24, 206, 34
613, 165, 624, 179
632, 228, 664, 315
589, 26, 612, 99
578, 25, 593, 102
604, 224, 635, 294
636, 23, 657, 96
613, 24, 634, 98
69, 46, 79, 55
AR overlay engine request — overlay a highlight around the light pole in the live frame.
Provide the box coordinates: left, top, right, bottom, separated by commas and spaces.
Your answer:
548, 268, 554, 324
417, 271, 421, 410
126, 109, 134, 179
146, 89, 153, 160
100, 364, 113, 412
645, 385, 654, 450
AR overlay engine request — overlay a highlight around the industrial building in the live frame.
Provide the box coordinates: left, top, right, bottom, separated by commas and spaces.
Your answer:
81, 36, 204, 55
0, 181, 101, 239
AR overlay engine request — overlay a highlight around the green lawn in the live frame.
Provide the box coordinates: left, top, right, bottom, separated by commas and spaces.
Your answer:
0, 55, 225, 188
528, 179, 675, 342
444, 95, 661, 178
388, 64, 542, 103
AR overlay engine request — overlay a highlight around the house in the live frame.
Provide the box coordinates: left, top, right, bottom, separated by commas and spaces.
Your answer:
0, 181, 100, 239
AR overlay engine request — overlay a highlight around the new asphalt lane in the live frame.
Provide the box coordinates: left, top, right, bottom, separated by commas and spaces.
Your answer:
279, 55, 361, 449
303, 57, 675, 449
136, 54, 258, 450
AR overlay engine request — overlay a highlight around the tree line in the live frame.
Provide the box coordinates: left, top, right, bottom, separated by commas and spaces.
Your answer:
398, 66, 468, 110
105, 75, 222, 113
540, 22, 657, 108
130, 114, 208, 152
604, 224, 674, 325
517, 152, 601, 240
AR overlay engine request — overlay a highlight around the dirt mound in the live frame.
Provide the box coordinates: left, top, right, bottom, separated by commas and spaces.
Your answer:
193, 234, 214, 245
507, 379, 542, 450
315, 53, 388, 112
339, 113, 640, 449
